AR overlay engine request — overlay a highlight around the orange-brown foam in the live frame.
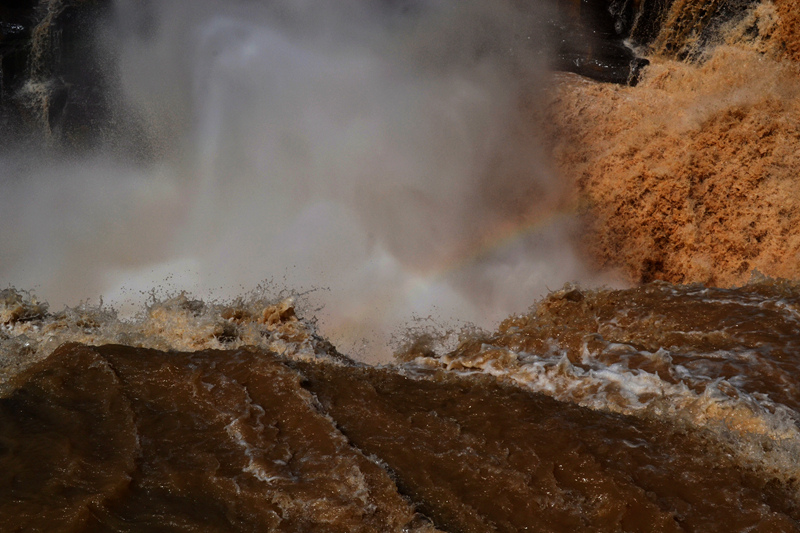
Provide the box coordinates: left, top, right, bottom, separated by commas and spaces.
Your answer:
0, 289, 335, 395
769, 0, 800, 61
545, 33, 800, 285
638, 0, 800, 61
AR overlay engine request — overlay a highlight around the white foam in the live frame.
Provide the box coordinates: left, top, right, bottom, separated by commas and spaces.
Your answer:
413, 331, 800, 483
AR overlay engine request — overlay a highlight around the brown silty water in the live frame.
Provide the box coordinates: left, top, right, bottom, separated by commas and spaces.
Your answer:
2, 279, 800, 531
1, 335, 799, 532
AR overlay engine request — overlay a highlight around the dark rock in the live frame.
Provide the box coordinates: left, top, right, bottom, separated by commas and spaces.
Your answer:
551, 0, 651, 85
0, 0, 115, 150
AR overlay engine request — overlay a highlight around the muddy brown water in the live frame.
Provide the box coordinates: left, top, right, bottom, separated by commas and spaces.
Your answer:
1, 336, 798, 532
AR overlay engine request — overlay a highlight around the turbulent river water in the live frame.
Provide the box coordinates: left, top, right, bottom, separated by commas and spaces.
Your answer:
2, 0, 800, 531
3, 280, 800, 531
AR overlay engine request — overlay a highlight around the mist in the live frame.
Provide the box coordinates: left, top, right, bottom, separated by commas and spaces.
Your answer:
0, 0, 620, 361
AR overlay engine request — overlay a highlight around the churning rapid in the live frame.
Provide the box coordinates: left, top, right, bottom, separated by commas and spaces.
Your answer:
4, 280, 800, 531
2, 0, 800, 531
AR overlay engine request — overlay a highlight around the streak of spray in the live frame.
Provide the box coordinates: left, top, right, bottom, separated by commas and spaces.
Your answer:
0, 0, 622, 362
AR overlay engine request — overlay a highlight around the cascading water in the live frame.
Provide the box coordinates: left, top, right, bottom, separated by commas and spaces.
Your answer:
1, 0, 800, 530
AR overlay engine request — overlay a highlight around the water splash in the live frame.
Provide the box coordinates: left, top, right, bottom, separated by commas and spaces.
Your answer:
1, 0, 616, 361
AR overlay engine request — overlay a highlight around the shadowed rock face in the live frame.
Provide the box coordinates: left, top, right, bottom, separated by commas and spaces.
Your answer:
549, 0, 650, 85
0, 0, 113, 149
0, 1, 37, 66
0, 0, 36, 129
